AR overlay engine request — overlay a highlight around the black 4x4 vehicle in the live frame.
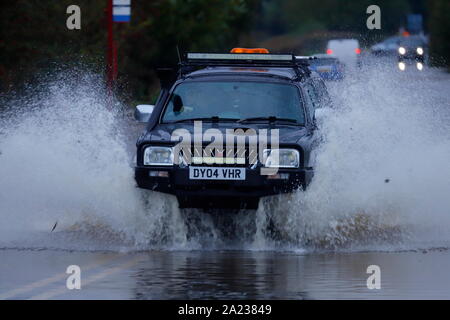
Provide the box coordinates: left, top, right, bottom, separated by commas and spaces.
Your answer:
134, 49, 330, 209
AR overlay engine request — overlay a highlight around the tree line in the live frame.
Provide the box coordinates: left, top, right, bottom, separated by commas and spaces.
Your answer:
0, 0, 448, 102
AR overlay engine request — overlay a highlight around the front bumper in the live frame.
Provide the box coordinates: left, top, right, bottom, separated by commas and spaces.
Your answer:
135, 165, 313, 208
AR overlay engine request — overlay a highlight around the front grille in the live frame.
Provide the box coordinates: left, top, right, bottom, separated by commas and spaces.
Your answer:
180, 145, 258, 167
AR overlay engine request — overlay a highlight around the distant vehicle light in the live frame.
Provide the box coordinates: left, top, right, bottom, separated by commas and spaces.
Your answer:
398, 47, 406, 55
355, 48, 361, 54
230, 48, 269, 54
398, 62, 406, 71
326, 49, 333, 55
416, 47, 424, 55
416, 62, 423, 71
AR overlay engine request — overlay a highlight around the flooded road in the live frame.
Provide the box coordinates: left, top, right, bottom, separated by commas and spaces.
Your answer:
2, 249, 450, 299
1, 61, 450, 299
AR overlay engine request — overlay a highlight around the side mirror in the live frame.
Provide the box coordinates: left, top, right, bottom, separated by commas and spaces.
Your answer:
172, 94, 184, 113
134, 104, 155, 123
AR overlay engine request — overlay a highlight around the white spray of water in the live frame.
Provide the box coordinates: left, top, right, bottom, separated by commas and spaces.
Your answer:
0, 65, 449, 252
0, 71, 187, 251
256, 64, 450, 250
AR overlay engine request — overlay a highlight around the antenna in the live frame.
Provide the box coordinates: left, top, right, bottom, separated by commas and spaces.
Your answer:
176, 45, 182, 64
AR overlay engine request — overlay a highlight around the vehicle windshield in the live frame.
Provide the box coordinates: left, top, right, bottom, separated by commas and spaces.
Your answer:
161, 81, 305, 124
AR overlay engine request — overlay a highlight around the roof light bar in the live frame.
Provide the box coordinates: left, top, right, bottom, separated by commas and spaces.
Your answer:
230, 48, 270, 54
187, 53, 293, 62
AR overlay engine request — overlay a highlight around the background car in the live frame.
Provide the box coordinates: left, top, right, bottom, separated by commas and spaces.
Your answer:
370, 35, 402, 56
326, 39, 361, 69
397, 35, 427, 71
307, 54, 345, 80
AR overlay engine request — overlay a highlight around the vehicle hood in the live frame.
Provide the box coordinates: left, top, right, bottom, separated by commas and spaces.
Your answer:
137, 122, 310, 146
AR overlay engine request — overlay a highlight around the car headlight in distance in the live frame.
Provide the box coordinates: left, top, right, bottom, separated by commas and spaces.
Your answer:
143, 146, 173, 166
398, 47, 406, 55
416, 62, 423, 71
264, 149, 300, 168
398, 62, 406, 71
416, 47, 424, 55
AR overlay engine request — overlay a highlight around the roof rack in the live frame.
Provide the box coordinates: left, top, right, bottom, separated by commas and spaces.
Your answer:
295, 55, 318, 60
179, 52, 311, 79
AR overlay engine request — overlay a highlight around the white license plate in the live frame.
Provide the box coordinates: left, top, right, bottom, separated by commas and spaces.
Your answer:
189, 167, 246, 180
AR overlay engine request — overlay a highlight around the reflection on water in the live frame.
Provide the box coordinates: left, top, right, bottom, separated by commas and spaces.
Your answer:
129, 250, 450, 299
1, 249, 450, 299
133, 251, 310, 299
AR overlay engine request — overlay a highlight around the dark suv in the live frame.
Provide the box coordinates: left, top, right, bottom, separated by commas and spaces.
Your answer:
134, 50, 330, 209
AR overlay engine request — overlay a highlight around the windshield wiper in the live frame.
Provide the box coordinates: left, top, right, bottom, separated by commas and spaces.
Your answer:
168, 116, 302, 125
237, 116, 300, 124
169, 117, 239, 124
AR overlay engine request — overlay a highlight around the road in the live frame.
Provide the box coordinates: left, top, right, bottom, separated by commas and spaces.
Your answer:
1, 248, 450, 299
0, 60, 450, 300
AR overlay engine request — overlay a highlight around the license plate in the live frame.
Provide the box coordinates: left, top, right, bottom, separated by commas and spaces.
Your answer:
189, 167, 246, 180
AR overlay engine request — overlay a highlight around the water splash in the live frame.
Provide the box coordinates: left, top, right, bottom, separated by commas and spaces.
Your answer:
261, 63, 450, 250
0, 70, 145, 250
0, 63, 449, 252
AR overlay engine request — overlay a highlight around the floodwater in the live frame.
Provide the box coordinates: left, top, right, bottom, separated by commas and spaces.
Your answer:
1, 249, 450, 299
0, 58, 450, 299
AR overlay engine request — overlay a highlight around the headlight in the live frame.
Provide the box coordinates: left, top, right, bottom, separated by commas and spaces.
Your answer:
143, 146, 173, 166
398, 62, 406, 71
263, 149, 299, 168
416, 47, 424, 55
398, 47, 406, 55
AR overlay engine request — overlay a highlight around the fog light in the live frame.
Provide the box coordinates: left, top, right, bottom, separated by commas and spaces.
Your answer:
416, 62, 423, 71
267, 173, 289, 180
149, 171, 169, 177
398, 62, 406, 71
